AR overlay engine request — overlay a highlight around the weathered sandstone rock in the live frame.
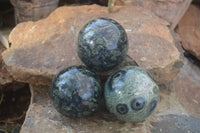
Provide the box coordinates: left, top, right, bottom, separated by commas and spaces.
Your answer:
0, 43, 27, 91
176, 5, 200, 60
0, 43, 13, 85
172, 58, 200, 118
2, 5, 182, 85
124, 0, 192, 29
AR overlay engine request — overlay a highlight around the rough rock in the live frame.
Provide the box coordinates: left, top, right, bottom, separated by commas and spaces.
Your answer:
2, 5, 182, 85
124, 0, 192, 30
0, 43, 27, 91
151, 114, 200, 133
21, 84, 189, 133
0, 28, 11, 49
0, 43, 13, 85
176, 5, 200, 60
10, 0, 59, 24
172, 58, 200, 118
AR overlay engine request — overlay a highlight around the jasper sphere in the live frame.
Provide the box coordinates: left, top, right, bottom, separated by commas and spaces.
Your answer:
104, 66, 159, 122
77, 18, 128, 72
50, 66, 102, 118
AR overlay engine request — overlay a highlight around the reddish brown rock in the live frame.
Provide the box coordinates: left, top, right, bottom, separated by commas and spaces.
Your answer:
172, 58, 200, 118
125, 0, 192, 30
0, 44, 28, 93
176, 5, 200, 60
0, 43, 27, 91
2, 5, 182, 85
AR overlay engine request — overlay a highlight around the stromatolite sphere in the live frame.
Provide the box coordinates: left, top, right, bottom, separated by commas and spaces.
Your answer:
77, 18, 128, 72
104, 66, 159, 122
50, 66, 102, 118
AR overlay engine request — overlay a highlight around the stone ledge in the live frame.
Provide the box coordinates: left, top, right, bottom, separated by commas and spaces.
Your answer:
20, 84, 188, 133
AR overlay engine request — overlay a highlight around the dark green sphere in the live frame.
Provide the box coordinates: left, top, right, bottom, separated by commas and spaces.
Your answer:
50, 66, 102, 118
77, 18, 128, 72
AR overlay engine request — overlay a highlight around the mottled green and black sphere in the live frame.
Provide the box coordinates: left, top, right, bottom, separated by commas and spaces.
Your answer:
104, 66, 159, 122
77, 18, 128, 72
50, 66, 102, 118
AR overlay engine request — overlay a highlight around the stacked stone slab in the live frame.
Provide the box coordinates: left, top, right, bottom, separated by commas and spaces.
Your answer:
2, 3, 200, 133
172, 59, 200, 118
124, 0, 192, 30
0, 44, 13, 86
176, 5, 200, 60
0, 43, 26, 91
172, 5, 200, 119
10, 0, 59, 24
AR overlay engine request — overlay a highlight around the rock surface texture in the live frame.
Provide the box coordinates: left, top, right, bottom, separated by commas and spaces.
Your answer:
0, 43, 27, 91
172, 58, 200, 118
2, 5, 182, 85
10, 0, 59, 23
0, 43, 13, 85
176, 5, 200, 60
125, 0, 192, 30
21, 84, 192, 133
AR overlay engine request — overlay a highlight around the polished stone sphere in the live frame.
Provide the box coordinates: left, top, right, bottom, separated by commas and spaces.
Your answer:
104, 66, 159, 122
50, 66, 102, 118
77, 18, 128, 72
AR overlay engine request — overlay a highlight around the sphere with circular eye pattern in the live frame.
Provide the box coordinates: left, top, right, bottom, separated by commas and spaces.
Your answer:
77, 18, 128, 72
104, 66, 159, 122
50, 66, 102, 118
